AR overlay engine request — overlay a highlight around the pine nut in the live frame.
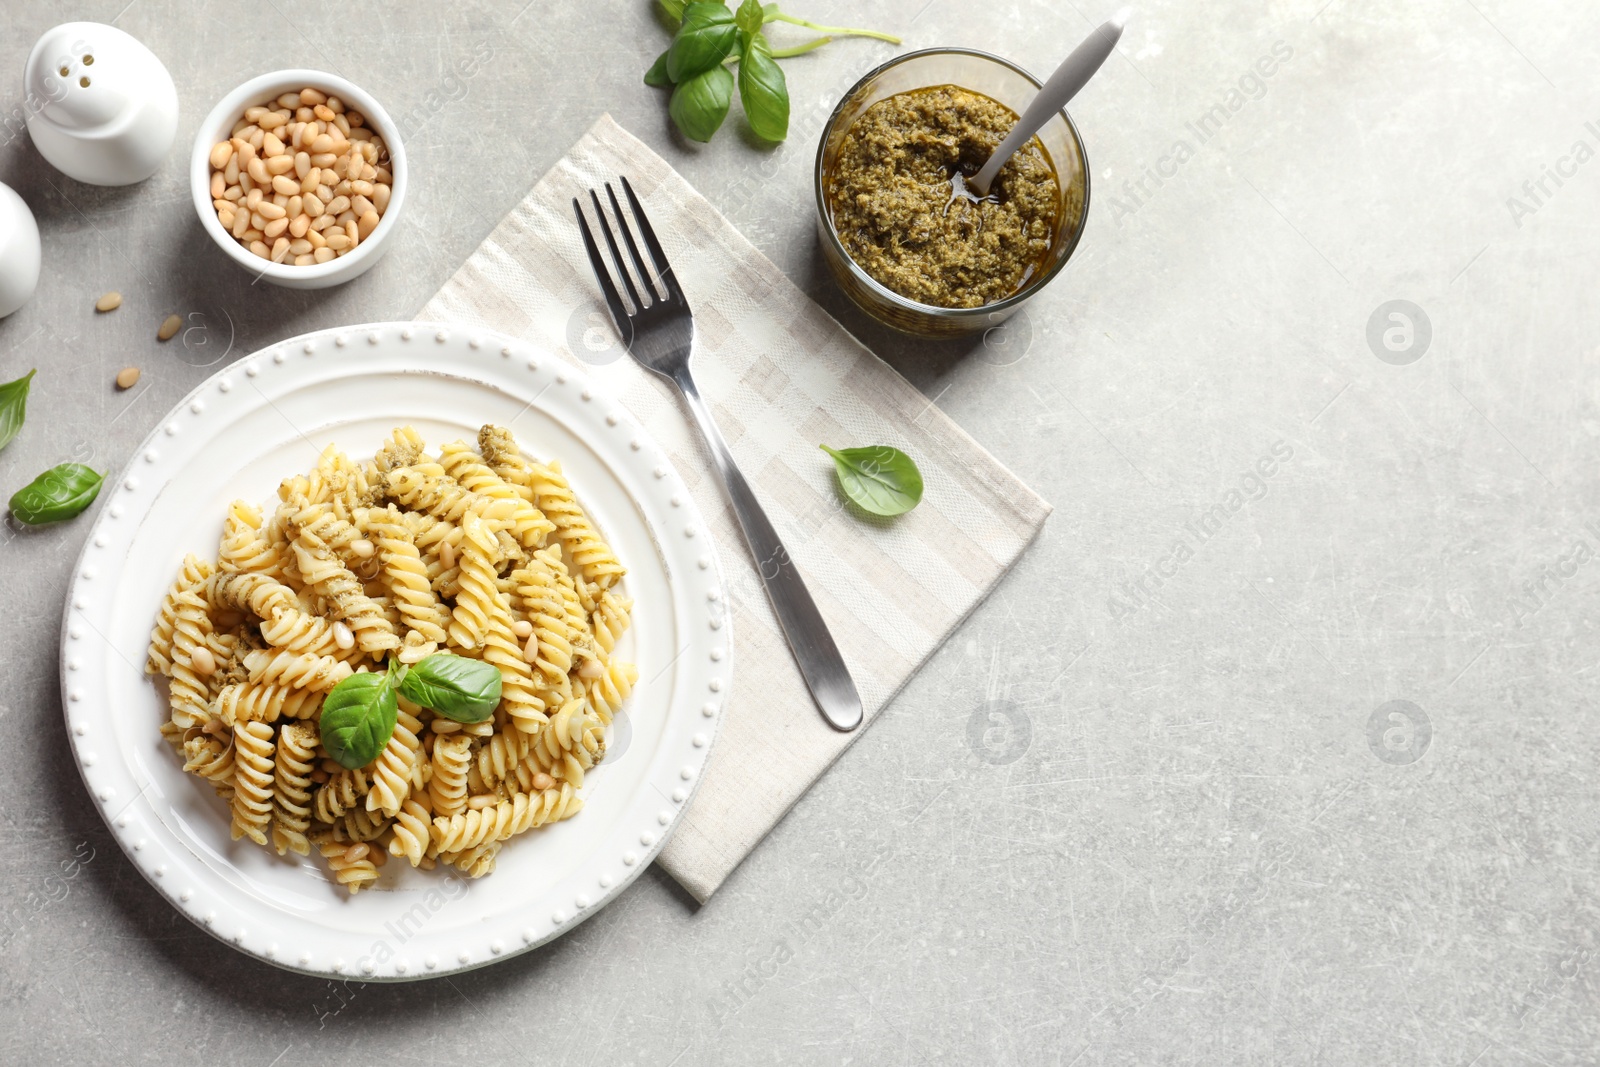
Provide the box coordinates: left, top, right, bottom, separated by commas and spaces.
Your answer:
303, 194, 323, 217
347, 110, 365, 128
246, 157, 268, 184
300, 87, 327, 105
293, 253, 314, 266
210, 172, 225, 199
270, 237, 290, 262
531, 772, 555, 791
305, 227, 325, 248
232, 212, 250, 238
326, 195, 350, 216
289, 213, 310, 238
313, 246, 334, 263
191, 645, 216, 676
271, 174, 299, 196
522, 632, 539, 664
351, 194, 374, 218
256, 200, 286, 220
115, 366, 140, 389
209, 141, 232, 169
95, 291, 121, 312
262, 131, 285, 157
333, 621, 355, 649
249, 240, 270, 260
245, 106, 268, 122
217, 209, 235, 229
369, 847, 388, 867
325, 233, 351, 251
264, 155, 295, 177
289, 238, 313, 256
326, 95, 345, 113
158, 314, 182, 341
350, 538, 375, 558
511, 619, 533, 639
372, 183, 390, 213
309, 768, 329, 784
438, 541, 456, 570
294, 151, 311, 179
258, 110, 287, 130
342, 843, 369, 863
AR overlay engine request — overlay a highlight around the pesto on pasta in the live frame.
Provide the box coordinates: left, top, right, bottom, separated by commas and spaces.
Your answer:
147, 424, 637, 893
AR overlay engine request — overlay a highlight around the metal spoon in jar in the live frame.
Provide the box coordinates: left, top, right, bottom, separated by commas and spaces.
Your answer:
958, 8, 1129, 201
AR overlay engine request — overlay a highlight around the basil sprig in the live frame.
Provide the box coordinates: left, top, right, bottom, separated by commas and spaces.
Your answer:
320, 661, 402, 770
645, 0, 898, 144
0, 368, 35, 454
9, 462, 104, 525
821, 444, 923, 517
398, 652, 502, 723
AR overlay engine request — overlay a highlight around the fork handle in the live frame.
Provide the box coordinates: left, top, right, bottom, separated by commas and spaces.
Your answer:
671, 366, 863, 732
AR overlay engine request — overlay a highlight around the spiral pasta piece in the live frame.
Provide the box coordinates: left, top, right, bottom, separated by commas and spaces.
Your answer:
313, 766, 370, 824
316, 837, 378, 894
293, 532, 398, 653
271, 722, 317, 856
257, 610, 343, 657
591, 591, 634, 658
388, 791, 433, 867
439, 440, 555, 548
207, 571, 298, 621
483, 590, 546, 735
440, 840, 499, 878
476, 725, 533, 791
374, 425, 426, 473
427, 734, 472, 819
586, 660, 638, 727
447, 509, 500, 651
244, 648, 353, 691
215, 681, 321, 725
168, 591, 215, 729
362, 507, 449, 645
218, 500, 287, 578
508, 561, 576, 708
230, 721, 275, 846
430, 785, 583, 853
530, 459, 625, 592
183, 732, 235, 783
366, 703, 423, 819
147, 555, 214, 676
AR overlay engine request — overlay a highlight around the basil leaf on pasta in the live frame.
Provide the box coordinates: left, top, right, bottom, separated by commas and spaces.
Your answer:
320, 668, 399, 769
398, 652, 502, 723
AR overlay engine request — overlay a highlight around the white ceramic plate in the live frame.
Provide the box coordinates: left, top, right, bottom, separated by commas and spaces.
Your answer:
59, 322, 729, 980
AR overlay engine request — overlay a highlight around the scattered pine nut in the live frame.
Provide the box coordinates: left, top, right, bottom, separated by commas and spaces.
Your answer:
342, 843, 369, 863
157, 314, 182, 341
531, 772, 555, 791
95, 291, 122, 312
511, 618, 533, 639
115, 366, 141, 390
349, 537, 375, 558
332, 620, 355, 649
191, 646, 216, 676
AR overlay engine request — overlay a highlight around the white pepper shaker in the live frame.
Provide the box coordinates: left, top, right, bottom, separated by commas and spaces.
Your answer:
23, 22, 178, 186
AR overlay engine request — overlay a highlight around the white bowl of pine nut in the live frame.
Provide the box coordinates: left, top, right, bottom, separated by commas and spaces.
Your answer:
190, 70, 407, 289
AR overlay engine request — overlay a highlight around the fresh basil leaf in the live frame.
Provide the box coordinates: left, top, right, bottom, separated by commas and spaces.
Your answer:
734, 0, 764, 36
669, 65, 735, 142
644, 49, 674, 87
398, 652, 502, 723
0, 369, 34, 454
738, 32, 789, 141
658, 0, 691, 22
761, 2, 779, 19
320, 670, 399, 769
9, 462, 104, 525
820, 445, 923, 517
666, 3, 739, 82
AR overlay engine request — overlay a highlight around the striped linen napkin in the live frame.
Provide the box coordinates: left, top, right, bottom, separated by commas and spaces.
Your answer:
416, 113, 1050, 902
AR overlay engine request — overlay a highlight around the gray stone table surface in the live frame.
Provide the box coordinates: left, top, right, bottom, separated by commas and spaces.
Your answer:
1, 0, 1596, 1063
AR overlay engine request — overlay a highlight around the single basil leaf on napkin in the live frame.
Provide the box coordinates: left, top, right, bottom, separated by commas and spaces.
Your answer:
0, 368, 36, 453
9, 462, 103, 525
666, 3, 739, 82
821, 445, 924, 517
670, 65, 736, 142
320, 668, 400, 769
644, 49, 674, 87
738, 32, 789, 141
398, 652, 502, 723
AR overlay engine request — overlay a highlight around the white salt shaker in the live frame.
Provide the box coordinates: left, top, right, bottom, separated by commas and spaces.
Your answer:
0, 182, 41, 318
23, 22, 178, 186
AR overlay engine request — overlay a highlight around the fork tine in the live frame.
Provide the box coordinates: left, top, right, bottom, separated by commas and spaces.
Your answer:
589, 190, 645, 313
619, 176, 686, 305
606, 182, 664, 306
572, 197, 631, 339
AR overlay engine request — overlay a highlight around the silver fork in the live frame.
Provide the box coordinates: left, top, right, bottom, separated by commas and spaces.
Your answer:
574, 177, 862, 732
